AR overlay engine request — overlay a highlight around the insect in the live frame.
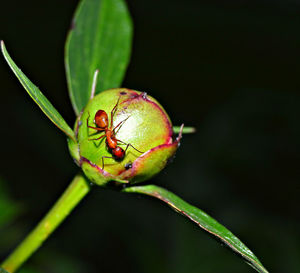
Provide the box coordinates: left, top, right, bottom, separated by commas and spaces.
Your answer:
86, 97, 143, 169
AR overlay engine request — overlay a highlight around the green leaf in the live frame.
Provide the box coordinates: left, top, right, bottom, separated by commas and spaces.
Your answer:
0, 267, 10, 273
1, 41, 76, 142
65, 0, 133, 115
123, 185, 269, 273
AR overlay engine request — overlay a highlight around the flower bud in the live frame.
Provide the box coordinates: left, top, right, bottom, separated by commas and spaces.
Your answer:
68, 88, 182, 186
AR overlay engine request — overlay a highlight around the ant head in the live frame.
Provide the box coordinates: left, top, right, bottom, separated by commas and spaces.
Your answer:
112, 146, 125, 161
94, 110, 108, 129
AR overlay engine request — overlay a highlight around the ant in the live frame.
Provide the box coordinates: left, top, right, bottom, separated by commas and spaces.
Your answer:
86, 97, 144, 170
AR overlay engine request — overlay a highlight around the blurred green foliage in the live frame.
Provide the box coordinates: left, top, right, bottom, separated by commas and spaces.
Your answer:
0, 178, 21, 228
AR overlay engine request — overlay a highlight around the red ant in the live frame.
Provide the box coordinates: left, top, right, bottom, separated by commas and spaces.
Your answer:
86, 97, 143, 170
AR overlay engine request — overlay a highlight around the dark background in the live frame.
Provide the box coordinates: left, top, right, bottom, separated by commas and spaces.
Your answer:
1, 0, 300, 272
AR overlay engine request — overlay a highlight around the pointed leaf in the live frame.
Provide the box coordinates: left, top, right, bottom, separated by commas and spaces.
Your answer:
1, 41, 76, 142
65, 0, 133, 115
123, 185, 268, 273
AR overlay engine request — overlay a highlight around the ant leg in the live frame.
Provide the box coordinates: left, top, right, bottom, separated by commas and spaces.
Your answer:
116, 139, 144, 154
86, 112, 105, 131
110, 96, 121, 128
87, 125, 105, 131
89, 134, 106, 141
113, 116, 130, 133
101, 156, 115, 170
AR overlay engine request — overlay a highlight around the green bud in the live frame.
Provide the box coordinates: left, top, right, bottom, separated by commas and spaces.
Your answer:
68, 88, 182, 186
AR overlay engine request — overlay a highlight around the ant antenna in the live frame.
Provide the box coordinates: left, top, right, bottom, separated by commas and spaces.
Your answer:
90, 69, 99, 100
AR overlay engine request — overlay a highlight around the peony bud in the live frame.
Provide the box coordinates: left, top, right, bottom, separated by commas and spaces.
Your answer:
68, 88, 182, 186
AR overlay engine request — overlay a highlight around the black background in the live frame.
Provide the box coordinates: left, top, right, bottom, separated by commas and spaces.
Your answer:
1, 1, 300, 272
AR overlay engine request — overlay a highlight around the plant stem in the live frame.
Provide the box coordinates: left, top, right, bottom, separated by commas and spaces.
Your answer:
173, 126, 196, 134
1, 173, 91, 273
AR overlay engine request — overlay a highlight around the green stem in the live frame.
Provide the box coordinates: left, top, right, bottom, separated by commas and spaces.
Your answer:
1, 173, 91, 273
173, 126, 196, 134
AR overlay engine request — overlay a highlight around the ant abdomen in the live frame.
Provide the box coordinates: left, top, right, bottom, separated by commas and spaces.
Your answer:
112, 147, 125, 161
